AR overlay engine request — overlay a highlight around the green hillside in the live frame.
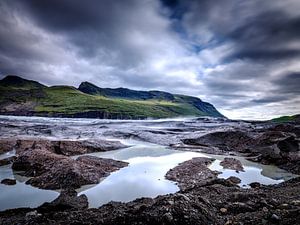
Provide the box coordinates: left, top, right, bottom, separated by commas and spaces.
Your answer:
0, 75, 224, 119
271, 114, 300, 123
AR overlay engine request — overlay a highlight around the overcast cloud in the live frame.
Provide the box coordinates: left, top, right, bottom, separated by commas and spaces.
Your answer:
0, 0, 299, 119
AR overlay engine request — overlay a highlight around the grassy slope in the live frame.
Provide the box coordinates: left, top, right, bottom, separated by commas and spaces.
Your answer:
37, 87, 208, 118
0, 75, 222, 118
0, 85, 207, 118
271, 114, 300, 123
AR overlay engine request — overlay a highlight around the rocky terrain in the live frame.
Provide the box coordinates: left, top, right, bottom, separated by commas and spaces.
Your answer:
0, 163, 299, 225
180, 124, 300, 174
0, 115, 299, 224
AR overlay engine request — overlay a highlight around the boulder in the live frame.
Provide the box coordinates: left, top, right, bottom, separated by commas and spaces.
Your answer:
38, 189, 88, 211
220, 158, 244, 172
226, 176, 241, 184
1, 178, 16, 185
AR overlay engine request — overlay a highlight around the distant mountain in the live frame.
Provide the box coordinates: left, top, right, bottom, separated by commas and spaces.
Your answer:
0, 75, 224, 119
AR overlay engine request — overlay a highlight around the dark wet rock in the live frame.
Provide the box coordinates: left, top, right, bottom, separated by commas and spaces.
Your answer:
77, 155, 128, 173
277, 136, 299, 153
165, 157, 218, 190
39, 189, 88, 211
14, 138, 127, 156
220, 158, 244, 172
0, 156, 16, 166
1, 177, 300, 225
250, 131, 300, 174
15, 139, 56, 154
58, 139, 127, 156
182, 128, 300, 174
249, 182, 261, 188
0, 138, 16, 154
253, 131, 298, 157
12, 149, 128, 190
182, 130, 256, 153
269, 124, 300, 137
226, 176, 241, 184
1, 178, 16, 185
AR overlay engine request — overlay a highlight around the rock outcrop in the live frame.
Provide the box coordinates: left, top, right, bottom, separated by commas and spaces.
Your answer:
220, 158, 244, 172
166, 157, 219, 190
14, 138, 127, 156
1, 178, 16, 185
182, 127, 300, 174
12, 148, 128, 190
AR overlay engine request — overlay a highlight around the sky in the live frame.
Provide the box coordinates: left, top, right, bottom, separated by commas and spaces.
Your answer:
0, 0, 299, 120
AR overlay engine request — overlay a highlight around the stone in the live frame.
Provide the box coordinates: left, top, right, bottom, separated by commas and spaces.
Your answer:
220, 158, 244, 172
249, 182, 261, 188
1, 178, 16, 185
227, 176, 241, 184
291, 200, 300, 206
25, 210, 40, 217
0, 156, 16, 166
220, 208, 227, 213
270, 213, 280, 221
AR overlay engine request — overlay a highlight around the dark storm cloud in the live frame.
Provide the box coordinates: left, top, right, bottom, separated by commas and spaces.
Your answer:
226, 12, 300, 61
242, 72, 300, 107
17, 0, 175, 67
273, 73, 300, 94
164, 0, 300, 60
0, 0, 300, 119
252, 96, 291, 104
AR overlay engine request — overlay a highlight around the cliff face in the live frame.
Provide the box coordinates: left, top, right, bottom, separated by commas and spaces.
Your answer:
0, 75, 224, 119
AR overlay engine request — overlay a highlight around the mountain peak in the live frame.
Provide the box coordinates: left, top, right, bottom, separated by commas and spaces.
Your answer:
0, 75, 46, 88
78, 81, 102, 95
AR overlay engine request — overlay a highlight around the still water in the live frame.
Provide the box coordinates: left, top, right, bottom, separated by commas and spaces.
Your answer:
78, 140, 296, 208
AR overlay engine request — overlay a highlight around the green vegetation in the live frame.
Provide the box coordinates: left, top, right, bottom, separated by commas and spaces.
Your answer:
271, 114, 300, 123
0, 75, 223, 119
35, 86, 201, 118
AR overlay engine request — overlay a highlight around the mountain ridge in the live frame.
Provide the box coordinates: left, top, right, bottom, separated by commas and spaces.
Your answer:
0, 75, 224, 119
